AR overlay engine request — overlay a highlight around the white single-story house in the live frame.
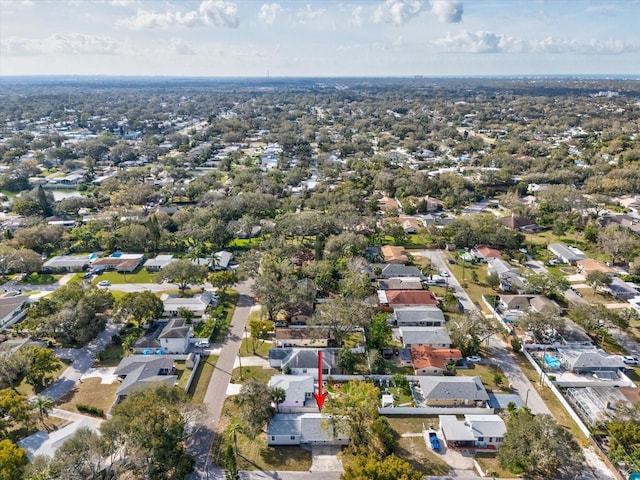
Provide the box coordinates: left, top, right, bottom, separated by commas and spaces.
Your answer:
548, 243, 587, 264
487, 258, 519, 279
439, 414, 506, 450
267, 413, 349, 446
268, 375, 315, 407
42, 255, 91, 272
158, 318, 193, 354
161, 291, 218, 317
394, 306, 445, 327
144, 254, 177, 271
92, 253, 144, 273
399, 326, 452, 348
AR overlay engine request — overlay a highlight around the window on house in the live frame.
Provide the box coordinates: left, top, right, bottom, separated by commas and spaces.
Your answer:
290, 436, 296, 440
271, 436, 275, 441
477, 437, 484, 442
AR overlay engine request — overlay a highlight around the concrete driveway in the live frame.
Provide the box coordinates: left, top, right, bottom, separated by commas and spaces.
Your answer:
310, 445, 342, 472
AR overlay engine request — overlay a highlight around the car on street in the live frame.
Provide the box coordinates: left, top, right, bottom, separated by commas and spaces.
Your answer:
439, 271, 450, 277
622, 356, 640, 366
466, 356, 482, 363
97, 280, 111, 287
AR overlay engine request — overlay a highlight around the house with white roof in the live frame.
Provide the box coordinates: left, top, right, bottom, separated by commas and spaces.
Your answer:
268, 375, 315, 408
267, 413, 349, 446
144, 254, 177, 271
548, 243, 587, 264
398, 326, 452, 348
161, 291, 218, 317
394, 306, 445, 327
439, 414, 506, 450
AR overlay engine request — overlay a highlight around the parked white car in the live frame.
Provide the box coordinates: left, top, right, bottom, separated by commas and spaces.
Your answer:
97, 280, 111, 287
622, 356, 639, 366
466, 356, 482, 363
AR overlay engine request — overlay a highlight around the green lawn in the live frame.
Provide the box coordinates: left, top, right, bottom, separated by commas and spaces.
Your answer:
230, 366, 279, 384
95, 342, 125, 367
214, 397, 312, 471
188, 354, 218, 404
19, 273, 62, 285
456, 363, 512, 394
92, 269, 156, 285
240, 338, 273, 358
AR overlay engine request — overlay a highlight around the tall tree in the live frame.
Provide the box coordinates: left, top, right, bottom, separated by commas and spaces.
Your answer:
101, 383, 197, 480
585, 270, 612, 294
597, 224, 638, 265
0, 439, 28, 480
498, 409, 584, 479
248, 319, 273, 354
155, 258, 208, 293
115, 291, 164, 327
516, 309, 566, 344
235, 380, 275, 439
312, 296, 373, 347
322, 380, 383, 453
341, 454, 423, 480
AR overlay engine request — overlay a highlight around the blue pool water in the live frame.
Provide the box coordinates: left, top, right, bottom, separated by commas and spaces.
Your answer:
543, 353, 561, 368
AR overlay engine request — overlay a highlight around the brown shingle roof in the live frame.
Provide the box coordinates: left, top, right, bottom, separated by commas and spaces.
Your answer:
385, 290, 438, 306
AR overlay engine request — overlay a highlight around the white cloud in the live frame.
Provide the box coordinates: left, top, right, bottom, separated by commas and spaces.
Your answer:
118, 0, 238, 30
258, 3, 281, 24
295, 3, 324, 22
1, 33, 120, 56
170, 37, 196, 55
373, 0, 423, 26
199, 0, 239, 28
351, 5, 364, 27
430, 0, 462, 23
431, 30, 637, 55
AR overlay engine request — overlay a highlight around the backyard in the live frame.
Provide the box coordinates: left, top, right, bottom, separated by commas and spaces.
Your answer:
214, 396, 312, 471
56, 377, 118, 416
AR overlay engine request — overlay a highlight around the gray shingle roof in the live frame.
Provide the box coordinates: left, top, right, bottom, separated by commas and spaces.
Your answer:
158, 318, 191, 339
419, 376, 489, 401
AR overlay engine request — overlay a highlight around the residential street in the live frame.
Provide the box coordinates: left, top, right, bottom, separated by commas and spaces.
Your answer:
412, 249, 616, 480
188, 279, 255, 480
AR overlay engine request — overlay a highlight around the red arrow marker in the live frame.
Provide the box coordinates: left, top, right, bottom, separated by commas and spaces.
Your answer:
313, 350, 328, 411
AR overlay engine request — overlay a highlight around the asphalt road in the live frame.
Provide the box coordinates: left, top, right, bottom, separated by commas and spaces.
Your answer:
411, 249, 618, 480
188, 279, 255, 480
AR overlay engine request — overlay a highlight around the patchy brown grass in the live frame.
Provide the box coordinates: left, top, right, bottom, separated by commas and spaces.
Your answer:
56, 377, 118, 414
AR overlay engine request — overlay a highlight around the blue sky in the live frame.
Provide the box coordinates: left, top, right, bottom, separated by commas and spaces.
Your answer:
1, 0, 639, 76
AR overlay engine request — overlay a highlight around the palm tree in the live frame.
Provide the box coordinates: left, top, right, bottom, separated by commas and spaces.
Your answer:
271, 387, 286, 413
32, 395, 53, 428
226, 422, 243, 455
